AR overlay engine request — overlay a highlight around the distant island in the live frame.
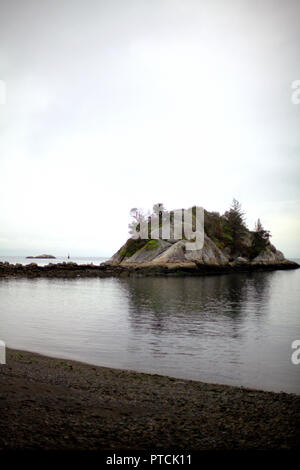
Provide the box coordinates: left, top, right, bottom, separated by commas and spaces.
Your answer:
26, 254, 56, 259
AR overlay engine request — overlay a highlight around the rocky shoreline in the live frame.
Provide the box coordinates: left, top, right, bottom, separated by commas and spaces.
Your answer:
0, 348, 299, 450
0, 259, 298, 279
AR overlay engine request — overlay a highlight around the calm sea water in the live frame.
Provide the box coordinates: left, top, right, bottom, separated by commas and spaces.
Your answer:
0, 261, 299, 394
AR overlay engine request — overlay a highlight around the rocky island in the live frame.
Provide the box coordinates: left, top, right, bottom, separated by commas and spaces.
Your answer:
26, 254, 56, 259
0, 201, 298, 278
104, 201, 299, 274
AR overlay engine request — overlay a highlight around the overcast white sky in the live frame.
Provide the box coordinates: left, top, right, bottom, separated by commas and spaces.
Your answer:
0, 0, 299, 257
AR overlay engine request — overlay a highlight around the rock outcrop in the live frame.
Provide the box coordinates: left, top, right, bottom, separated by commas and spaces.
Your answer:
106, 236, 295, 270
252, 245, 285, 264
105, 210, 297, 271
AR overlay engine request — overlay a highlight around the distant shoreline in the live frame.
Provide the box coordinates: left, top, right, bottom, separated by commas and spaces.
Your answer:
26, 254, 56, 259
0, 259, 299, 279
0, 347, 299, 450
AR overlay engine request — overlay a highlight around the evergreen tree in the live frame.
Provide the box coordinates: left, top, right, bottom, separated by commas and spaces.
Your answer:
255, 218, 263, 233
250, 218, 271, 258
152, 203, 167, 217
223, 199, 247, 253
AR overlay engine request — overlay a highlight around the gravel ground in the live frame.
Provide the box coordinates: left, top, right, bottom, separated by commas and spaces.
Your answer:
0, 348, 299, 450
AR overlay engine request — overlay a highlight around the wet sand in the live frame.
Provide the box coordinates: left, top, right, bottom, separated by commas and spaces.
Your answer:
0, 348, 299, 450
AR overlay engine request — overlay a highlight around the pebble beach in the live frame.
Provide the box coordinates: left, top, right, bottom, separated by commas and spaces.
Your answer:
0, 348, 299, 450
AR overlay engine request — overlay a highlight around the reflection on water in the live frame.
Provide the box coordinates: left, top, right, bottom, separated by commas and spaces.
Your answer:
124, 273, 271, 330
121, 274, 274, 385
0, 270, 299, 393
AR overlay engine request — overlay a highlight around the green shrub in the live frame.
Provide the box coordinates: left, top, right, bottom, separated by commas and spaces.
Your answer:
119, 238, 148, 258
145, 239, 160, 250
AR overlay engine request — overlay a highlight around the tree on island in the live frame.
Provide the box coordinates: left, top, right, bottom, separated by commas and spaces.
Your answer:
127, 200, 273, 261
129, 203, 170, 238
223, 198, 248, 254
151, 203, 170, 235
128, 208, 147, 236
152, 203, 168, 217
250, 218, 271, 258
